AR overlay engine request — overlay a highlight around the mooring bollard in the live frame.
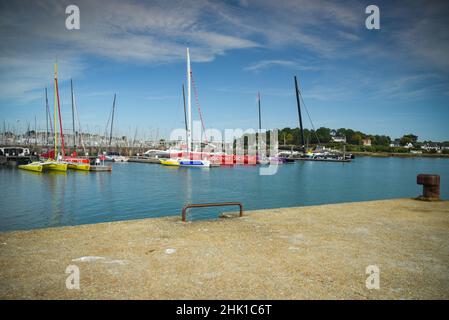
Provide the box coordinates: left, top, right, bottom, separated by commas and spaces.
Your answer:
417, 174, 440, 201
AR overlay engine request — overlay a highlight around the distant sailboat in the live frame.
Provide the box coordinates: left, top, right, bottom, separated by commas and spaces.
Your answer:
104, 94, 129, 162
178, 48, 210, 168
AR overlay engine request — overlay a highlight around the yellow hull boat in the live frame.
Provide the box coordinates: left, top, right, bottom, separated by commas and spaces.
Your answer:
68, 163, 90, 171
43, 161, 68, 172
159, 158, 180, 166
18, 162, 43, 172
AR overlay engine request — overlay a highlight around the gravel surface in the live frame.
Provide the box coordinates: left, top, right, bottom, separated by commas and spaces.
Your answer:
1, 198, 448, 299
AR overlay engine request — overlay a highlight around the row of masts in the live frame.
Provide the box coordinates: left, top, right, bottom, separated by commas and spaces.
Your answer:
42, 64, 117, 156
41, 48, 306, 156
256, 76, 306, 151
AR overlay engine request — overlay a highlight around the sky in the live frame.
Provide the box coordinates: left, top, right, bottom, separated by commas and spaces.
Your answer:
0, 0, 448, 141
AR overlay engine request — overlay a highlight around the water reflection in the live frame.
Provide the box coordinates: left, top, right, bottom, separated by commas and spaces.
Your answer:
43, 171, 67, 227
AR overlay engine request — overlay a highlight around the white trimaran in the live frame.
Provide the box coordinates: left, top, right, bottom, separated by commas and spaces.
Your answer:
176, 48, 210, 168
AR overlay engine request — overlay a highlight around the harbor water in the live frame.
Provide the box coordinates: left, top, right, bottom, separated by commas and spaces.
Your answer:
0, 157, 448, 232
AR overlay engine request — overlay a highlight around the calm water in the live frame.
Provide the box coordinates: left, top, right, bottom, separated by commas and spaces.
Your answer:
0, 157, 448, 231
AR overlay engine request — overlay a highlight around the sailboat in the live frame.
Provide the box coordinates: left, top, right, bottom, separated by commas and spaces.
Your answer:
102, 94, 129, 162
178, 48, 210, 168
20, 63, 68, 172
18, 161, 44, 172
43, 62, 68, 171
292, 75, 352, 162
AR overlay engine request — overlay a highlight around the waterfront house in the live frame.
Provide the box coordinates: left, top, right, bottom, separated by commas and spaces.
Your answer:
362, 138, 372, 146
421, 143, 441, 152
389, 139, 401, 147
332, 136, 346, 143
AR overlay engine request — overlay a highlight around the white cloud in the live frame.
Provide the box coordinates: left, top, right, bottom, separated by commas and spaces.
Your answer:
1, 0, 448, 107
0, 0, 260, 102
245, 59, 320, 72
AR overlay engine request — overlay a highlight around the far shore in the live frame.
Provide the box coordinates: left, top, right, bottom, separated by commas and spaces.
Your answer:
351, 151, 449, 158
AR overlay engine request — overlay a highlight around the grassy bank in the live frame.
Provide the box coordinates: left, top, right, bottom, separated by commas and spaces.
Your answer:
352, 151, 449, 158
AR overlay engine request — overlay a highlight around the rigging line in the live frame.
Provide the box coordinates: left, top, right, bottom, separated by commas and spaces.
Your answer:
298, 88, 321, 146
46, 87, 54, 137
104, 100, 113, 140
190, 71, 208, 144
73, 91, 86, 154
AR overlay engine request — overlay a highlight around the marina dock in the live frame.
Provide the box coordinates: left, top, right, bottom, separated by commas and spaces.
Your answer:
1, 198, 448, 299
128, 156, 161, 164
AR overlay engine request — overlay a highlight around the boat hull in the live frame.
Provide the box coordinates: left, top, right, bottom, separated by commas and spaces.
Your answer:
159, 159, 180, 166
113, 157, 129, 162
18, 162, 43, 172
89, 165, 112, 172
67, 163, 90, 171
179, 160, 210, 167
43, 162, 68, 172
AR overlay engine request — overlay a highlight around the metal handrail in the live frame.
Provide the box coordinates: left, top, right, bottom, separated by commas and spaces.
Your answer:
182, 202, 243, 222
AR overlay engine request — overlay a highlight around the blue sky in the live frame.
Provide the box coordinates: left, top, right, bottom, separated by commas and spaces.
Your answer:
0, 0, 448, 141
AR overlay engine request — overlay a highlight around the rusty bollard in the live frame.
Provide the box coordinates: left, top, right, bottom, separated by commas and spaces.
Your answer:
416, 174, 440, 201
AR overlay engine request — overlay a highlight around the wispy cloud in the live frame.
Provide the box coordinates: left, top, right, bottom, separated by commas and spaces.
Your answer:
244, 59, 320, 72
1, 0, 449, 123
0, 0, 260, 102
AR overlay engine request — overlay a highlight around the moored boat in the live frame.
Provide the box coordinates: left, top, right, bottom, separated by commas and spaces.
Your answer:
18, 162, 43, 172
43, 161, 68, 172
89, 165, 112, 172
67, 162, 90, 171
159, 158, 180, 166
178, 159, 210, 167
113, 156, 129, 162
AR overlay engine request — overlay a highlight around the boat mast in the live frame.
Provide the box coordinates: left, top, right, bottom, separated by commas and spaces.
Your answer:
71, 79, 76, 150
109, 93, 116, 148
55, 64, 65, 158
45, 87, 49, 146
258, 91, 261, 134
34, 115, 37, 147
186, 48, 192, 154
182, 84, 188, 149
45, 87, 53, 147
294, 76, 305, 151
53, 63, 58, 160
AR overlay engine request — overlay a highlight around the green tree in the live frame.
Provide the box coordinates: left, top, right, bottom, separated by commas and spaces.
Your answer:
315, 127, 332, 143
400, 134, 418, 146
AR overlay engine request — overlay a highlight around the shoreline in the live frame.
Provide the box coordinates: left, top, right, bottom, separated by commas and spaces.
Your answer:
351, 151, 449, 158
1, 198, 448, 299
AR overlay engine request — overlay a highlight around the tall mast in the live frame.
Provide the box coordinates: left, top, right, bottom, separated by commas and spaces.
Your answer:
258, 91, 261, 133
45, 87, 53, 147
34, 115, 37, 147
294, 76, 305, 150
186, 48, 192, 153
45, 87, 49, 146
54, 63, 58, 159
55, 63, 65, 157
182, 84, 188, 148
109, 93, 116, 147
71, 79, 76, 149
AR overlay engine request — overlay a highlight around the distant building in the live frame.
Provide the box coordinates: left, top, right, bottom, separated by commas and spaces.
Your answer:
421, 143, 441, 152
362, 138, 371, 146
404, 142, 414, 149
390, 139, 401, 147
331, 136, 346, 143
